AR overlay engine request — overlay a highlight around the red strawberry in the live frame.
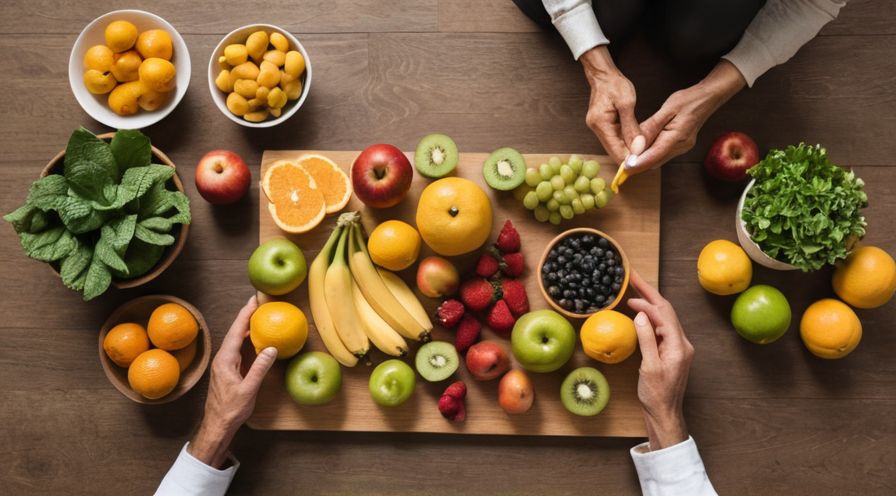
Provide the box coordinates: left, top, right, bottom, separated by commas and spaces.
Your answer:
475, 253, 499, 278
438, 381, 467, 422
435, 299, 465, 328
455, 315, 481, 354
486, 299, 516, 336
500, 279, 529, 317
459, 278, 502, 312
495, 219, 521, 253
500, 252, 525, 277
444, 380, 467, 400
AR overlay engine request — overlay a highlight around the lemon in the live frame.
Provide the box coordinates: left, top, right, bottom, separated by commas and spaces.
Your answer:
367, 220, 421, 271
697, 240, 752, 295
580, 310, 637, 364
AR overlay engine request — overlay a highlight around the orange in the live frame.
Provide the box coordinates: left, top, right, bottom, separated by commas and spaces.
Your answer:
800, 299, 862, 359
296, 154, 352, 214
138, 57, 176, 93
415, 177, 493, 256
147, 303, 199, 351
103, 322, 150, 368
249, 301, 308, 359
105, 20, 138, 53
128, 349, 180, 399
697, 240, 752, 295
262, 160, 327, 234
136, 29, 173, 60
832, 245, 896, 309
580, 310, 638, 364
172, 339, 197, 371
367, 220, 421, 271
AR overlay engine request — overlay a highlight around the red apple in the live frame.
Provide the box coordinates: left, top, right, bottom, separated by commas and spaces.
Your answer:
416, 256, 460, 298
351, 144, 413, 208
465, 341, 510, 381
498, 369, 534, 414
704, 132, 759, 182
195, 150, 251, 204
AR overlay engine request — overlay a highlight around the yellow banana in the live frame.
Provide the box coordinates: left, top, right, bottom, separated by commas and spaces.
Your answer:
308, 225, 358, 367
377, 268, 433, 336
351, 282, 409, 357
324, 227, 369, 358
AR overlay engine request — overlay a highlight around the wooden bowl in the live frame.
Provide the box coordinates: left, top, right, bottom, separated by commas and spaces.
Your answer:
41, 132, 189, 289
537, 227, 631, 320
99, 295, 211, 404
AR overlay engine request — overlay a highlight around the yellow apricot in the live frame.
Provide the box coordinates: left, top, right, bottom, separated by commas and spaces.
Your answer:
226, 92, 249, 116
234, 79, 259, 99
138, 58, 177, 93
284, 51, 305, 77
84, 45, 114, 72
270, 107, 282, 118
282, 79, 303, 100
255, 86, 270, 101
136, 29, 173, 60
110, 50, 142, 82
105, 20, 138, 53
107, 81, 144, 115
244, 109, 269, 122
246, 97, 265, 110
223, 44, 248, 66
246, 31, 269, 62
83, 69, 116, 94
267, 87, 287, 109
269, 32, 289, 52
138, 89, 170, 111
279, 71, 295, 86
215, 70, 234, 93
231, 61, 259, 80
263, 49, 286, 67
256, 60, 280, 89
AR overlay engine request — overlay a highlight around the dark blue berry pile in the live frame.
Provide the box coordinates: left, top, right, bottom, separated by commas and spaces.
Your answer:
541, 233, 625, 314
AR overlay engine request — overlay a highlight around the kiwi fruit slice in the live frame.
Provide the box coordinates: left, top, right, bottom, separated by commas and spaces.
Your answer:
560, 367, 610, 416
415, 341, 459, 382
415, 133, 459, 178
483, 147, 526, 191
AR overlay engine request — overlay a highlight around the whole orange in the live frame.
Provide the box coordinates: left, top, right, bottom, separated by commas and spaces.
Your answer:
103, 322, 150, 368
832, 246, 896, 309
128, 349, 180, 399
800, 299, 862, 359
147, 303, 199, 351
579, 310, 638, 364
172, 339, 198, 371
249, 301, 308, 359
415, 177, 493, 256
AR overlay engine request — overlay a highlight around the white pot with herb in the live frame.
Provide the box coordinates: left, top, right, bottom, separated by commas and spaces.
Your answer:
735, 143, 867, 271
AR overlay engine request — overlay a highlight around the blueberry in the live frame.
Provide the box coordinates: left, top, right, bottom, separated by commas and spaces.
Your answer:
607, 259, 617, 267
587, 306, 599, 313
557, 255, 567, 265
615, 266, 625, 275
614, 274, 623, 283
601, 275, 612, 286
586, 287, 596, 298
598, 238, 609, 249
611, 283, 621, 292
600, 285, 611, 295
582, 234, 595, 246
574, 300, 585, 312
581, 278, 591, 287
546, 272, 558, 282
598, 263, 607, 272
595, 294, 606, 304
568, 282, 578, 289
562, 289, 574, 299
559, 299, 572, 310
548, 285, 561, 297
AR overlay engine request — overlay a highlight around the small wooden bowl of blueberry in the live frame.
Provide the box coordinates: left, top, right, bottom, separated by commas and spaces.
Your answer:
538, 228, 630, 319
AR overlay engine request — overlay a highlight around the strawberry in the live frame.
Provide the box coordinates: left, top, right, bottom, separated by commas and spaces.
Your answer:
435, 299, 465, 328
500, 279, 529, 317
455, 315, 481, 354
438, 380, 467, 422
475, 253, 499, 278
486, 299, 516, 336
495, 219, 521, 253
500, 252, 525, 277
459, 278, 502, 312
443, 380, 467, 400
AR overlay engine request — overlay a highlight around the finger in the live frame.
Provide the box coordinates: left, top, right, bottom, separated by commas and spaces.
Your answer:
220, 296, 259, 357
591, 121, 628, 165
242, 347, 278, 392
617, 104, 642, 151
639, 106, 674, 148
628, 131, 679, 173
628, 297, 665, 326
628, 270, 663, 304
633, 312, 659, 363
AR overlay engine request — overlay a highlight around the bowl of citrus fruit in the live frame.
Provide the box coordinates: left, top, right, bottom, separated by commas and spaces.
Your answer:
99, 295, 210, 404
69, 10, 191, 129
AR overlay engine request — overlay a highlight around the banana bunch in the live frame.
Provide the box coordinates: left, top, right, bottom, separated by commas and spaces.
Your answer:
308, 212, 432, 366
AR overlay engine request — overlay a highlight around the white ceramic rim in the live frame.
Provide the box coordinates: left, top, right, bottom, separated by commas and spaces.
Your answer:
68, 9, 191, 130
207, 24, 312, 128
735, 179, 798, 271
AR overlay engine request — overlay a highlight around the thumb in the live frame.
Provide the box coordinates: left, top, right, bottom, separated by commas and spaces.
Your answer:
242, 347, 278, 391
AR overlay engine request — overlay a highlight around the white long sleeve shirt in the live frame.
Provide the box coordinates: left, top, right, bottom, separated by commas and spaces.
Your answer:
157, 436, 715, 495
543, 0, 847, 86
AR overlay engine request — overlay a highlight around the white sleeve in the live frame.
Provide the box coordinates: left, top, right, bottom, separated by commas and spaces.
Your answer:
155, 443, 239, 496
722, 0, 848, 87
542, 0, 609, 59
630, 436, 718, 496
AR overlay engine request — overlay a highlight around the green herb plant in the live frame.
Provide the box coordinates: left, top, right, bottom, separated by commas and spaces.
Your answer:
742, 143, 867, 271
4, 128, 191, 300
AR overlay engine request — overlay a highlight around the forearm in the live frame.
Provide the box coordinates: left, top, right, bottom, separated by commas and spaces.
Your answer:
694, 60, 746, 114
188, 420, 239, 469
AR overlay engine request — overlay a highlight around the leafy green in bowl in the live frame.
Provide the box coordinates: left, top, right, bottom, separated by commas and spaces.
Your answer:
4, 128, 191, 300
741, 143, 867, 272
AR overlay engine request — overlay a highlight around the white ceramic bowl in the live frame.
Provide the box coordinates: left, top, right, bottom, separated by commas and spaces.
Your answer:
208, 24, 312, 128
69, 10, 191, 129
735, 179, 798, 271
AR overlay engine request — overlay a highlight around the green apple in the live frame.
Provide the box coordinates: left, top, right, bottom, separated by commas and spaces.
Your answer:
511, 309, 576, 373
369, 359, 415, 407
248, 238, 307, 296
285, 351, 342, 405
731, 284, 791, 344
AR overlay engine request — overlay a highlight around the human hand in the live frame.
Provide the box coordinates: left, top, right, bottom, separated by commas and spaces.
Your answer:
581, 46, 642, 165
188, 296, 277, 468
631, 60, 746, 173
627, 271, 695, 450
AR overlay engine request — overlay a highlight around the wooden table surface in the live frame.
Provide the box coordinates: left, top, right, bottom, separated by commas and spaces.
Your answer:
1, 1, 894, 494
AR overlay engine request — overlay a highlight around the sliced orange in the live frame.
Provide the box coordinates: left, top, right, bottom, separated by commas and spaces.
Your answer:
296, 154, 352, 214
263, 160, 327, 234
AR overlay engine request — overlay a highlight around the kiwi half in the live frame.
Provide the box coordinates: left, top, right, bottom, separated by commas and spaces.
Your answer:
415, 133, 459, 178
560, 367, 610, 416
415, 341, 459, 382
483, 147, 526, 191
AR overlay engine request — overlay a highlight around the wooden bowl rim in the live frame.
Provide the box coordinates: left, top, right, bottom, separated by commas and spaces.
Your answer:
98, 294, 212, 404
537, 227, 631, 320
40, 132, 190, 289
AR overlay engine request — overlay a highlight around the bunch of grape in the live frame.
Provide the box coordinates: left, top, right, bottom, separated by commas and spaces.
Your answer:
513, 156, 613, 225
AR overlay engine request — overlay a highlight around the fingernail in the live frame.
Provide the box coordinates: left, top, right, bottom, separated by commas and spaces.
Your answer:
261, 347, 278, 359
625, 154, 640, 169
631, 135, 646, 155
634, 312, 649, 326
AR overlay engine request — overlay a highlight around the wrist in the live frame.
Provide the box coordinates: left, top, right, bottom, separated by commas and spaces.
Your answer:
643, 410, 689, 450
698, 60, 746, 103
580, 45, 617, 78
188, 419, 238, 468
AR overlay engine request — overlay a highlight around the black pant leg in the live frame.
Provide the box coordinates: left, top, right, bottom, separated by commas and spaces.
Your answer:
657, 0, 766, 65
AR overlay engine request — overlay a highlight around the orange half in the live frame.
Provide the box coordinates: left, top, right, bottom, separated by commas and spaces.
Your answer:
296, 154, 352, 214
262, 160, 327, 234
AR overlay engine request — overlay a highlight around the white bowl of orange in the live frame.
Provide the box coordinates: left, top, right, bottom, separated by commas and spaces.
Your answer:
99, 295, 210, 404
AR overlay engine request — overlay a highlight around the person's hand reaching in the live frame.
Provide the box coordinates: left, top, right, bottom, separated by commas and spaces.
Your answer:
188, 296, 278, 468
581, 46, 643, 165
627, 271, 695, 450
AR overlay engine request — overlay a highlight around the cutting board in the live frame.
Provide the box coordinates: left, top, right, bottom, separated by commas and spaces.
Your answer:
249, 150, 660, 437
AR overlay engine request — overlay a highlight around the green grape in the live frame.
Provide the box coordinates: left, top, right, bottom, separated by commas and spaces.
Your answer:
559, 205, 574, 220
539, 163, 552, 180
525, 168, 540, 187
563, 185, 578, 202
512, 184, 532, 201
570, 159, 583, 175
574, 175, 590, 193
552, 190, 570, 205
550, 175, 565, 191
546, 198, 560, 211
559, 164, 575, 183
523, 191, 539, 210
549, 156, 562, 168
534, 205, 550, 222
571, 198, 585, 215
590, 177, 606, 195
535, 181, 553, 201
582, 160, 600, 179
581, 193, 595, 210
568, 154, 583, 167
595, 190, 611, 208
548, 212, 562, 225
